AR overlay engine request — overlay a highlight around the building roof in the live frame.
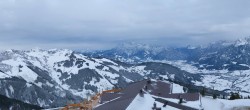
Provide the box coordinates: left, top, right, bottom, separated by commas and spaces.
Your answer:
95, 80, 147, 110
94, 80, 200, 110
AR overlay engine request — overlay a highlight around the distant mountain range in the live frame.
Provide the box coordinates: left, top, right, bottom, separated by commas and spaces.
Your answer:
1, 37, 250, 109
85, 37, 250, 71
84, 42, 187, 63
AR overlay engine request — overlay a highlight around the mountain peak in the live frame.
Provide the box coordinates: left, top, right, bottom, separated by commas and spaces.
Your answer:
116, 42, 165, 51
234, 36, 250, 47
186, 45, 198, 49
117, 42, 152, 49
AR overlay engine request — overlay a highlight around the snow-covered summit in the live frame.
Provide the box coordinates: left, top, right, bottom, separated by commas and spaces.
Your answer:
115, 42, 166, 55
87, 42, 186, 63
234, 36, 250, 47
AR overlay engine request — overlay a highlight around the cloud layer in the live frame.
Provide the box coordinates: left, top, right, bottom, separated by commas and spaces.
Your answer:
1, 0, 250, 50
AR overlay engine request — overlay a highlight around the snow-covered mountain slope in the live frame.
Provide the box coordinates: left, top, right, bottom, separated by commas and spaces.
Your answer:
196, 37, 250, 70
83, 38, 250, 95
85, 37, 250, 71
0, 49, 201, 108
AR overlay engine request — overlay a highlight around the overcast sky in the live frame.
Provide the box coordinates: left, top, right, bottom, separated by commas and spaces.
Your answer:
1, 0, 250, 50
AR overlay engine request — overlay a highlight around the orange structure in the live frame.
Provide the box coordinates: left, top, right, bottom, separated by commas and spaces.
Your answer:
61, 89, 122, 110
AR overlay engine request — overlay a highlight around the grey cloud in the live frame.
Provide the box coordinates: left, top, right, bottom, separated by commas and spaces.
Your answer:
0, 0, 250, 50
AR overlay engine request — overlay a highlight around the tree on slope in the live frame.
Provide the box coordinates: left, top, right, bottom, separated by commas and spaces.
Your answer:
229, 92, 240, 100
200, 87, 206, 96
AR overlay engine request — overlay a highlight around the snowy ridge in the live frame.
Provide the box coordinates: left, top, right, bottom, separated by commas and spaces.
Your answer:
86, 42, 186, 63
0, 49, 199, 108
86, 37, 250, 71
0, 49, 122, 107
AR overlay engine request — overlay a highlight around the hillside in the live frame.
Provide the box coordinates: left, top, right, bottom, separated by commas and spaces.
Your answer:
0, 94, 43, 110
